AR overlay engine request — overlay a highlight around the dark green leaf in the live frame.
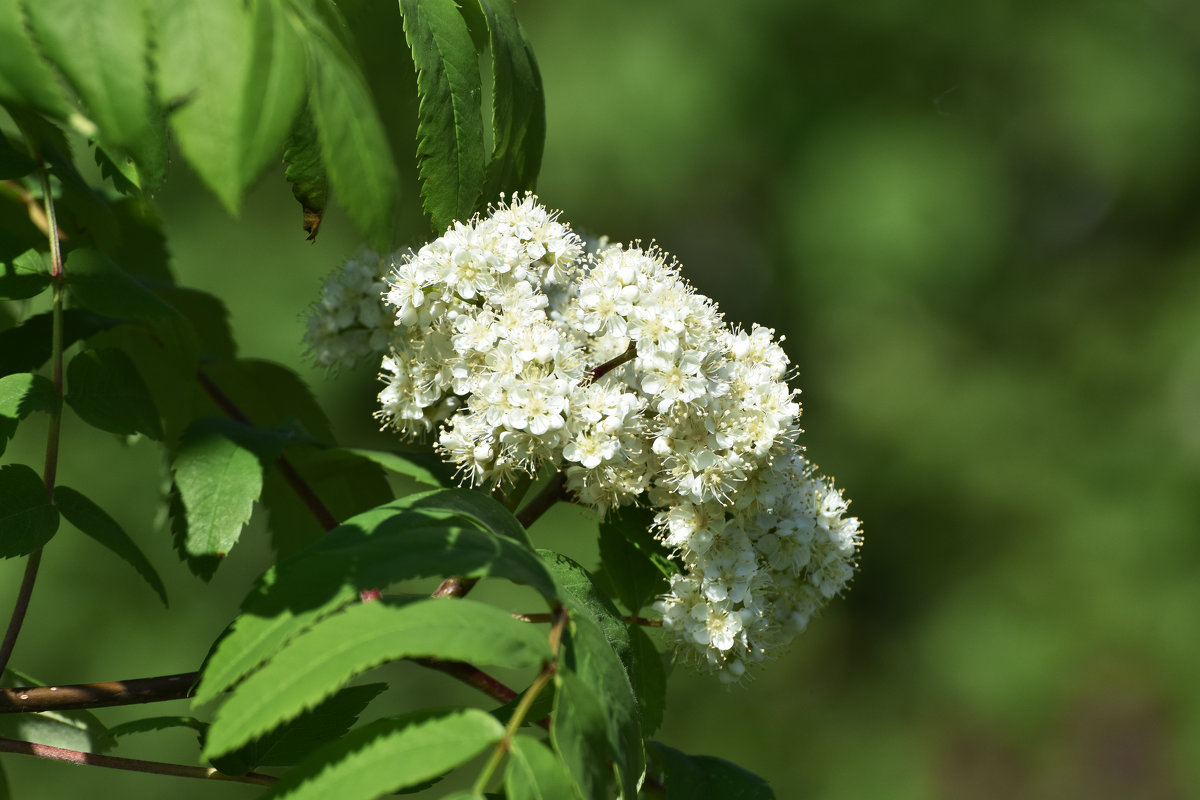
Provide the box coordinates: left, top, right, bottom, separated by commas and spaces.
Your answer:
0, 372, 55, 456
476, 0, 545, 202
92, 144, 141, 197
156, 287, 236, 360
53, 484, 168, 605
0, 130, 35, 179
540, 550, 633, 674
210, 683, 385, 774
283, 103, 327, 241
628, 625, 666, 737
299, 6, 399, 248
551, 669, 618, 800
194, 494, 559, 706
172, 421, 264, 561
64, 248, 180, 321
0, 462, 58, 557
205, 597, 549, 757
0, 249, 51, 301
505, 734, 582, 800
157, 0, 304, 213
65, 347, 164, 439
109, 198, 172, 284
262, 445, 393, 558
401, 0, 487, 230
0, 0, 73, 118
198, 360, 335, 444
342, 445, 452, 488
108, 716, 207, 740
647, 742, 775, 800
258, 709, 504, 800
0, 309, 117, 377
598, 505, 673, 613
0, 667, 114, 753
25, 0, 168, 189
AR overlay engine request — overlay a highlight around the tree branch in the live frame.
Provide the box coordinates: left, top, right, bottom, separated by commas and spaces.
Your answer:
0, 673, 197, 714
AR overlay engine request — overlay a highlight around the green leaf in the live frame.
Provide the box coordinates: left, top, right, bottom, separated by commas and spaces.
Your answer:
172, 421, 264, 560
198, 360, 335, 444
262, 445, 393, 558
64, 248, 180, 322
283, 103, 327, 241
627, 625, 666, 738
0, 372, 55, 457
25, 0, 167, 190
0, 309, 117, 378
65, 347, 164, 439
342, 446, 452, 488
0, 668, 114, 754
156, 287, 236, 360
53, 485, 168, 605
194, 494, 559, 707
543, 552, 643, 798
597, 506, 673, 613
257, 709, 503, 800
551, 669, 618, 800
108, 716, 207, 740
0, 130, 35, 179
401, 0, 487, 230
205, 597, 549, 758
0, 463, 58, 557
209, 683, 385, 774
0, 249, 51, 301
299, 6, 400, 248
476, 0, 545, 202
646, 742, 775, 800
505, 734, 582, 800
157, 0, 304, 213
0, 0, 73, 118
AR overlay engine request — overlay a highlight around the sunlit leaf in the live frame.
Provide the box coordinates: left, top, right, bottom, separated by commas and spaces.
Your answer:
505, 734, 581, 800
0, 372, 55, 457
0, 0, 73, 118
172, 421, 264, 560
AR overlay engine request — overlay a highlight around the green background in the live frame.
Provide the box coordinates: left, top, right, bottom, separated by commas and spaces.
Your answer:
4, 0, 1200, 797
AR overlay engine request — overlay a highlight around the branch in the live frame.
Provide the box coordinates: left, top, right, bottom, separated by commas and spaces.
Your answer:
0, 736, 276, 787
515, 472, 568, 529
0, 673, 197, 714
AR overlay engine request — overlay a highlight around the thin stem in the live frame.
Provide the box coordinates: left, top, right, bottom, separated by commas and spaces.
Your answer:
196, 370, 338, 532
0, 151, 66, 679
0, 736, 276, 786
587, 342, 637, 383
0, 673, 197, 714
471, 606, 567, 794
514, 612, 662, 627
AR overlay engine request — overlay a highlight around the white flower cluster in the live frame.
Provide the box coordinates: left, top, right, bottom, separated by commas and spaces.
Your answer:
307, 195, 861, 677
303, 250, 394, 369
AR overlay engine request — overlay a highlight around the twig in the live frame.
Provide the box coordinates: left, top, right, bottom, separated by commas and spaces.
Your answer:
515, 472, 568, 529
0, 736, 276, 786
0, 673, 197, 714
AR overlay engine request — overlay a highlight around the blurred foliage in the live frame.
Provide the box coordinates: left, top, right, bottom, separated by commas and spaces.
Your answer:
4, 0, 1200, 797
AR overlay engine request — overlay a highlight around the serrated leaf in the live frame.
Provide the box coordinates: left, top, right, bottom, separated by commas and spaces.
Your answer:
476, 0, 545, 202
157, 0, 304, 213
543, 552, 643, 798
628, 625, 666, 737
0, 249, 52, 301
108, 716, 207, 740
342, 446, 452, 488
0, 309, 117, 378
0, 667, 114, 754
282, 103, 326, 241
210, 683, 385, 775
262, 445, 393, 558
598, 506, 673, 613
25, 0, 167, 190
0, 463, 58, 557
552, 669, 618, 800
258, 709, 504, 800
647, 742, 775, 800
506, 734, 582, 800
64, 248, 179, 321
172, 422, 263, 560
53, 484, 168, 605
0, 0, 73, 118
194, 494, 559, 707
0, 130, 35, 179
401, 0, 487, 230
298, 6, 399, 248
65, 347, 164, 439
0, 372, 55, 457
205, 597, 549, 758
